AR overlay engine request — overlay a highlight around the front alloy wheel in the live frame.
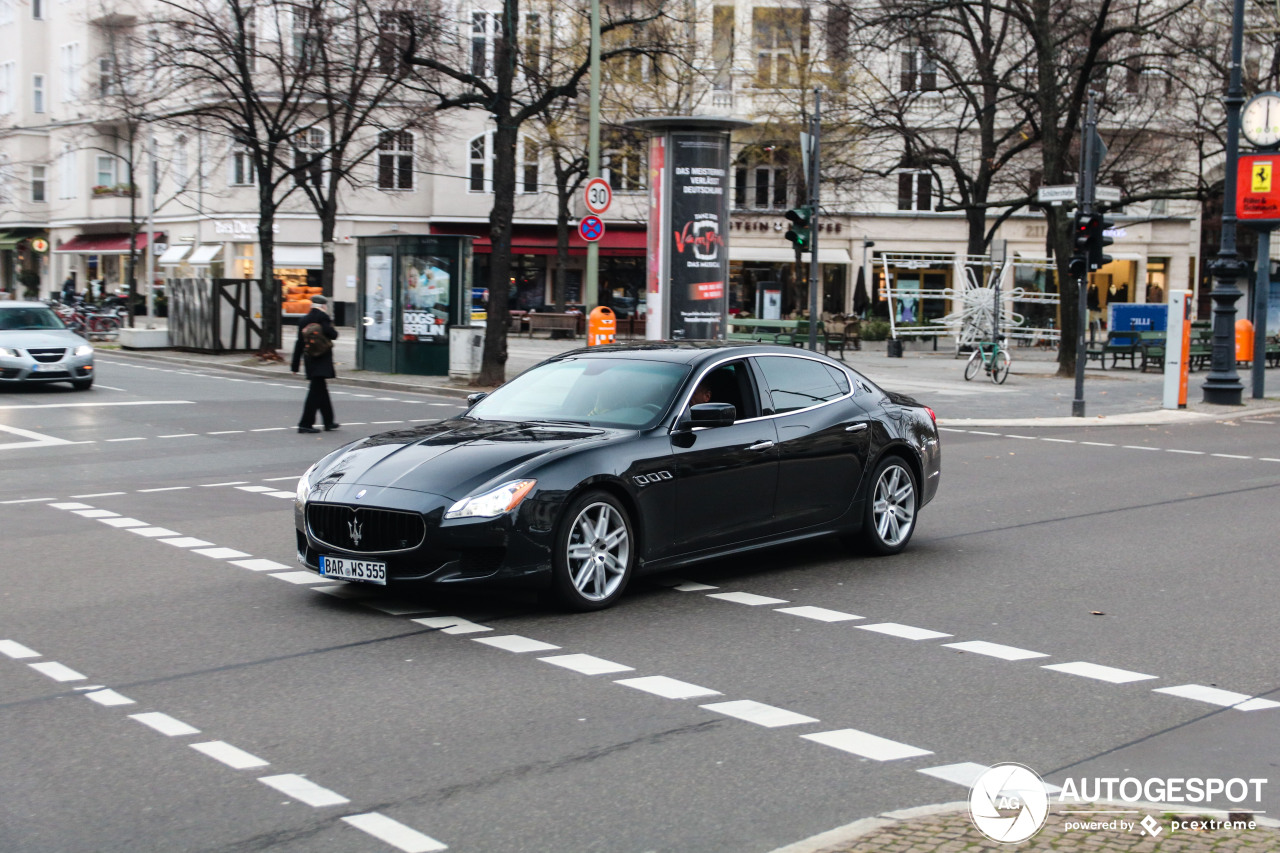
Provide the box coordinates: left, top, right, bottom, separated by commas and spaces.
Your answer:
861, 456, 918, 555
552, 491, 634, 610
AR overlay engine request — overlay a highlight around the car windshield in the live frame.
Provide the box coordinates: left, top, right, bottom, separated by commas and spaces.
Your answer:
0, 307, 67, 331
469, 357, 690, 429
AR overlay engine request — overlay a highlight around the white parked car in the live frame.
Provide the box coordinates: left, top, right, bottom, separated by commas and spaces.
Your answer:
0, 302, 95, 390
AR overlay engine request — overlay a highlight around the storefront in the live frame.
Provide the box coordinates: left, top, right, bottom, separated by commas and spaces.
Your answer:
0, 229, 49, 297
727, 247, 851, 319
53, 232, 162, 299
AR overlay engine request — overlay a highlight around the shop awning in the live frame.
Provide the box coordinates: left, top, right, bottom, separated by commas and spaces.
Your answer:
274, 246, 323, 268
0, 231, 23, 251
157, 245, 191, 265
729, 247, 852, 265
55, 232, 162, 254
188, 244, 223, 265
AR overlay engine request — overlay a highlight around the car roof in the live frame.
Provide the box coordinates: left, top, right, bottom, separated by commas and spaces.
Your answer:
545, 341, 830, 366
1, 301, 56, 309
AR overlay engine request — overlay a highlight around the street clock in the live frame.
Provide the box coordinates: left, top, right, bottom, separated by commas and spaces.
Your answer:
1242, 92, 1280, 148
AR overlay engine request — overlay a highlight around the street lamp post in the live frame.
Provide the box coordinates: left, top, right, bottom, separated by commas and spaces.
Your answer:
1202, 0, 1249, 405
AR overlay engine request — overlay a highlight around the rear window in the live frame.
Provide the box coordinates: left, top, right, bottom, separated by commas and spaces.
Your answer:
756, 355, 847, 414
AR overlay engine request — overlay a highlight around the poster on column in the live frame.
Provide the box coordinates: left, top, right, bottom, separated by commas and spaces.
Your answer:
668, 133, 729, 339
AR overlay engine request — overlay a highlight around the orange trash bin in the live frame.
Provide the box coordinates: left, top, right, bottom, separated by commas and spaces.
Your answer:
1236, 318, 1254, 363
588, 306, 616, 347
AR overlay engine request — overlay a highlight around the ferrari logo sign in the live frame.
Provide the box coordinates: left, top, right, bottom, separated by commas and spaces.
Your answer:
1253, 162, 1272, 193
1238, 155, 1280, 222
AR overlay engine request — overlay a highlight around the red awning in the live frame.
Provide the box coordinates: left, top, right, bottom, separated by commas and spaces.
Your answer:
431, 225, 646, 256
54, 232, 163, 254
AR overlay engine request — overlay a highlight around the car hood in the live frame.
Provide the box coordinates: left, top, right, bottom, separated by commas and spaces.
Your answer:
2, 329, 89, 349
314, 417, 616, 498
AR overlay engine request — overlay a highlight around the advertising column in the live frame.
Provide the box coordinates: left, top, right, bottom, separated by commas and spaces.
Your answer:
628, 116, 751, 340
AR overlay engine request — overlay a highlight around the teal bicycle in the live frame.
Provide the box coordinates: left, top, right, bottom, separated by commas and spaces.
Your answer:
963, 336, 1011, 384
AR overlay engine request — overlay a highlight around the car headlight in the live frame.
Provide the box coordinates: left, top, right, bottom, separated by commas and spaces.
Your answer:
0, 347, 20, 357
444, 479, 537, 520
296, 463, 317, 504
74, 345, 93, 357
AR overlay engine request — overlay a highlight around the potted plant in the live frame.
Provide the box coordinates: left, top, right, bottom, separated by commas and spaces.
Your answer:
17, 270, 40, 300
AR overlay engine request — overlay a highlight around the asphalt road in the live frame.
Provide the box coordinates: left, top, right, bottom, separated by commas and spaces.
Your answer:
2, 357, 1278, 853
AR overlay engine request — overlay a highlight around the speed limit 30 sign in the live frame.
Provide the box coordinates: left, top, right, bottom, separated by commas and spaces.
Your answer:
584, 178, 612, 215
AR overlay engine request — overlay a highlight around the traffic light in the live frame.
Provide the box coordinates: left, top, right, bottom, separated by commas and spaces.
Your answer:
784, 206, 812, 252
1070, 213, 1090, 276
1088, 212, 1114, 270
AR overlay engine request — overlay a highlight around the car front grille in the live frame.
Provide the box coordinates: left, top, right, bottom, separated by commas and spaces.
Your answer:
28, 348, 67, 363
307, 503, 426, 554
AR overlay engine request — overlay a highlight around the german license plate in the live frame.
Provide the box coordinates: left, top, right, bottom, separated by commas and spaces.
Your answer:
319, 555, 387, 585
31, 363, 61, 372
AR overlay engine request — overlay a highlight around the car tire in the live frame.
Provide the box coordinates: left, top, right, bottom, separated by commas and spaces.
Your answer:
551, 490, 635, 611
71, 378, 93, 391
853, 455, 918, 556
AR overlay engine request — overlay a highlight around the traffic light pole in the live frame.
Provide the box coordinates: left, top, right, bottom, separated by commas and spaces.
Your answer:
807, 90, 821, 352
1072, 95, 1101, 418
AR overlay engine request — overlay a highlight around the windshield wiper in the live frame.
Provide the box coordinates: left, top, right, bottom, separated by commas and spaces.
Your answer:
527, 418, 591, 426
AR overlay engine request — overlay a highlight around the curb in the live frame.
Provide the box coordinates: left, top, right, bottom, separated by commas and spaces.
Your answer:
104, 348, 477, 398
766, 798, 1280, 853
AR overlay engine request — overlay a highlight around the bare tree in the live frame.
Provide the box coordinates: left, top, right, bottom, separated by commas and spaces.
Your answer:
406, 0, 685, 385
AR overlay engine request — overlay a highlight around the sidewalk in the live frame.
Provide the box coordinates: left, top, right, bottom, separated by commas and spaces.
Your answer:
770, 801, 1280, 853
102, 320, 1280, 426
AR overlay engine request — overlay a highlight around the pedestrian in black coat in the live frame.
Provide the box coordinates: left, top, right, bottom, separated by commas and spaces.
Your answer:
291, 295, 340, 433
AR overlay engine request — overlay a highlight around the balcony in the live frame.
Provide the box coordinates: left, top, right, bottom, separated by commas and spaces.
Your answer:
92, 184, 139, 198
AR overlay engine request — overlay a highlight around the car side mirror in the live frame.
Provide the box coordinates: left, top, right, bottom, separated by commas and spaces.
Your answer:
466, 392, 488, 407
685, 402, 736, 429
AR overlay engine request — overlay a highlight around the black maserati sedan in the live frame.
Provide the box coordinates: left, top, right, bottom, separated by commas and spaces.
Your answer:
294, 343, 941, 610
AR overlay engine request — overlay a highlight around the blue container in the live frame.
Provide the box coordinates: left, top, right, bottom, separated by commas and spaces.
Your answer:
1109, 303, 1168, 333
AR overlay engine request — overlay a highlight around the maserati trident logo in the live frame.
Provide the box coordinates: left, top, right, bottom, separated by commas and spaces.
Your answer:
347, 516, 363, 546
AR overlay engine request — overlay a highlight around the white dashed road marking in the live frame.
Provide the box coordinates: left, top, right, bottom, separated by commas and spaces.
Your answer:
258, 774, 349, 807
268, 571, 329, 585
614, 676, 721, 700
190, 741, 270, 770
472, 635, 561, 654
128, 527, 181, 537
775, 605, 863, 622
341, 813, 448, 853
84, 689, 135, 707
538, 653, 634, 676
129, 712, 201, 737
802, 728, 933, 761
857, 623, 953, 641
0, 640, 39, 659
673, 581, 718, 592
1153, 684, 1280, 711
707, 591, 789, 606
1042, 661, 1158, 684
192, 547, 252, 560
412, 616, 493, 635
160, 537, 215, 548
943, 640, 1049, 661
231, 559, 291, 572
28, 661, 86, 682
700, 700, 818, 728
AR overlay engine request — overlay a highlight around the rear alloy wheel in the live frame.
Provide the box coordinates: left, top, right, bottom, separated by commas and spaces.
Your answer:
859, 456, 918, 555
552, 490, 635, 611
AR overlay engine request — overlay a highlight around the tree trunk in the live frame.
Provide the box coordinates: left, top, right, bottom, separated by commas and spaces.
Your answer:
554, 184, 571, 311
479, 118, 519, 387
259, 184, 280, 354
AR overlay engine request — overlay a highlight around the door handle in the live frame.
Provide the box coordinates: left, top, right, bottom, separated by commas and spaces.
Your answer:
845, 422, 869, 433
747, 440, 775, 451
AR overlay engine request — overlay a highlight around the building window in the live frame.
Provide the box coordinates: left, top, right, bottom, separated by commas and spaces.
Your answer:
753, 8, 808, 88
521, 137, 538, 193
750, 166, 788, 210
378, 130, 413, 190
293, 127, 324, 190
59, 42, 79, 102
98, 56, 116, 98
471, 11, 500, 77
57, 146, 76, 199
32, 74, 44, 113
231, 148, 255, 186
604, 132, 644, 192
523, 13, 540, 77
32, 0, 41, 19
0, 0, 13, 26
468, 133, 489, 192
31, 165, 46, 202
734, 167, 747, 207
0, 61, 13, 114
712, 6, 734, 91
897, 171, 933, 211
899, 39, 938, 92
174, 135, 188, 187
378, 10, 413, 76
96, 154, 117, 188
292, 6, 317, 61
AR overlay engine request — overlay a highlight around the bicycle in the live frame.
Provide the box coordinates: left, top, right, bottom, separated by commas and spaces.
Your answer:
963, 336, 1011, 384
53, 299, 121, 340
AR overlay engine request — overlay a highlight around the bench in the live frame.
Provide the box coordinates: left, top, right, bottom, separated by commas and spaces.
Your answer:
1084, 329, 1143, 369
1138, 331, 1167, 371
525, 312, 579, 338
728, 318, 845, 359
